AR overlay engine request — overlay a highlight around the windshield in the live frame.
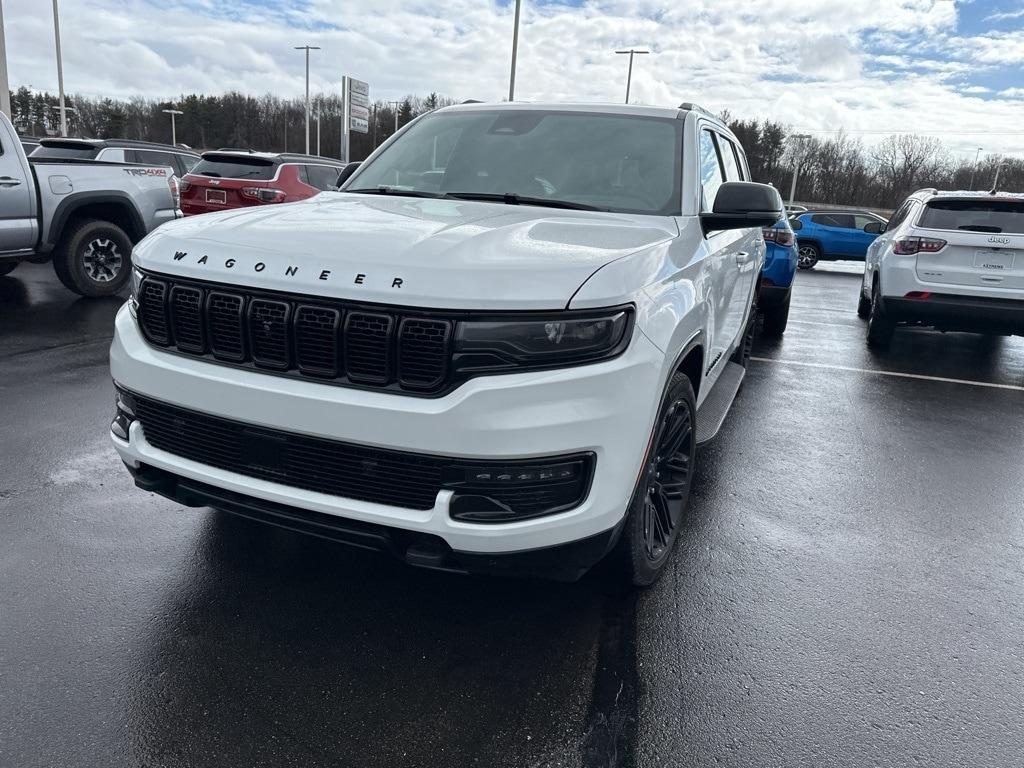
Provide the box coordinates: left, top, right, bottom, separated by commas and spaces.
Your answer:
348, 109, 682, 215
30, 144, 100, 160
919, 199, 1024, 234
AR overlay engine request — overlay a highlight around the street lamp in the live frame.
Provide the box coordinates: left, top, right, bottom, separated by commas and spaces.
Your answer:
51, 0, 68, 137
162, 108, 183, 146
788, 134, 812, 207
388, 100, 402, 134
49, 104, 75, 135
0, 0, 11, 119
508, 0, 522, 101
294, 45, 321, 155
968, 147, 983, 190
615, 48, 649, 104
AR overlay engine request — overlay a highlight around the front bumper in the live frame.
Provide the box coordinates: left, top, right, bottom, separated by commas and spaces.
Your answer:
883, 294, 1024, 335
109, 304, 664, 556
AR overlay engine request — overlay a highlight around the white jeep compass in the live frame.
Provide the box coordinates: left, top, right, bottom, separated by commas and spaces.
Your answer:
860, 189, 1024, 346
109, 102, 782, 585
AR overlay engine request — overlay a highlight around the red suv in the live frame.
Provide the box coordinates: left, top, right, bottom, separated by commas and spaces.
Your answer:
180, 151, 349, 215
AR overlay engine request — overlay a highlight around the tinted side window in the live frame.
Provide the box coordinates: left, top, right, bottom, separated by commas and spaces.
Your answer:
306, 164, 342, 190
812, 213, 855, 229
730, 142, 748, 181
698, 129, 725, 212
887, 201, 912, 230
718, 136, 741, 182
133, 149, 175, 168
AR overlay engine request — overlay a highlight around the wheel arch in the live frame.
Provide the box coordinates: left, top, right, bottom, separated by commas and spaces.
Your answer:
669, 333, 705, 402
47, 192, 146, 248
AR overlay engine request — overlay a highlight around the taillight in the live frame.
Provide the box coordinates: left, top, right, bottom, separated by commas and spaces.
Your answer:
241, 187, 287, 203
893, 236, 946, 255
904, 291, 931, 300
179, 178, 191, 194
168, 175, 180, 209
762, 227, 795, 247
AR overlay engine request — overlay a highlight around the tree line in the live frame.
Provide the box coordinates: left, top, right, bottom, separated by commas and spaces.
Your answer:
9, 86, 1021, 210
726, 115, 1022, 211
9, 86, 455, 162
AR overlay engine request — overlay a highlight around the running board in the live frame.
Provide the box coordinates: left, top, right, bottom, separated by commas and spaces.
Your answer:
695, 361, 745, 445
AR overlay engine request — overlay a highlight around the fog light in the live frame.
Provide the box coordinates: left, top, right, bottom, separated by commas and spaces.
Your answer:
111, 388, 137, 440
446, 454, 594, 523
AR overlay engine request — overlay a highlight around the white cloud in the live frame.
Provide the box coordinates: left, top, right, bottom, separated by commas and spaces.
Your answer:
998, 87, 1024, 98
3, 0, 1022, 156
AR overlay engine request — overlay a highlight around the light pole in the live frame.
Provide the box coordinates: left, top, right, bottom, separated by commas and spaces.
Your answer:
0, 0, 11, 119
787, 134, 812, 207
294, 45, 320, 155
508, 0, 522, 101
992, 159, 1005, 192
162, 108, 183, 146
49, 104, 75, 134
52, 0, 67, 136
388, 100, 401, 134
968, 147, 983, 190
615, 48, 649, 104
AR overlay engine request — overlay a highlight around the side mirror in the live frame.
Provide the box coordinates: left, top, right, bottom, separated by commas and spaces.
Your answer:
863, 221, 882, 234
336, 162, 362, 188
790, 218, 803, 231
701, 182, 784, 235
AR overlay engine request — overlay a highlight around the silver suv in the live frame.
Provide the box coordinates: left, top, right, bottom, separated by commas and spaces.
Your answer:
859, 189, 1024, 346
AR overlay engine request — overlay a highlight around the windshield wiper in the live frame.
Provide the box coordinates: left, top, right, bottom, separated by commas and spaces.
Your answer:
443, 192, 605, 211
345, 186, 447, 199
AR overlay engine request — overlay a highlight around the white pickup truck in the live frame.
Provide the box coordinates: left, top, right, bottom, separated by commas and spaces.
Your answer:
0, 113, 181, 296
110, 102, 782, 585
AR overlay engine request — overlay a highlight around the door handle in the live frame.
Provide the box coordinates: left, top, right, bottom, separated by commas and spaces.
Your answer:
0, 176, 23, 187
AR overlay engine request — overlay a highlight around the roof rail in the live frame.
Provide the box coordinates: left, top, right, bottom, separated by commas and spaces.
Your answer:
678, 102, 716, 118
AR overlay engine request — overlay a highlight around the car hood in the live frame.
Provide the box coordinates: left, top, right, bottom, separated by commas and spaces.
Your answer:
134, 193, 677, 309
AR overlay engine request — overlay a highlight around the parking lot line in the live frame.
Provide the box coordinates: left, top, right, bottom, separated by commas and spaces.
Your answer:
751, 357, 1024, 392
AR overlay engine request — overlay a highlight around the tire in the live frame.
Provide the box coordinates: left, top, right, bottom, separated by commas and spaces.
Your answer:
762, 293, 790, 337
608, 372, 697, 587
866, 283, 895, 348
52, 218, 132, 297
797, 243, 820, 270
0, 261, 17, 277
856, 291, 871, 320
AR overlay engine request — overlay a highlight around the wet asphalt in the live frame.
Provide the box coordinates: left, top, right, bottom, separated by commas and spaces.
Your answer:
1, 261, 1023, 768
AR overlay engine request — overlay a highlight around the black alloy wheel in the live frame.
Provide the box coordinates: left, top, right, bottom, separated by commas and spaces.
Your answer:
641, 398, 694, 562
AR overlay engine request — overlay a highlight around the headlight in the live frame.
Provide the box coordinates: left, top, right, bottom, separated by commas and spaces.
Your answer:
128, 266, 143, 317
453, 308, 632, 374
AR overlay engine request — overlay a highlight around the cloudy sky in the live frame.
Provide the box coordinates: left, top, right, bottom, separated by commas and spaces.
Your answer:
5, 0, 1023, 156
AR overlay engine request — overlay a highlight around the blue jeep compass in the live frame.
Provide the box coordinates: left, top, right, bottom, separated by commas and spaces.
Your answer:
791, 210, 885, 269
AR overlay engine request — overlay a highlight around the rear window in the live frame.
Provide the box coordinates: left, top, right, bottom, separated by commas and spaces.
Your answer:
30, 142, 100, 160
189, 154, 277, 180
918, 200, 1024, 234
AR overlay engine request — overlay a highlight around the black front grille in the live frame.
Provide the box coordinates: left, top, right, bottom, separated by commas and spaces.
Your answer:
136, 274, 456, 395
127, 392, 593, 517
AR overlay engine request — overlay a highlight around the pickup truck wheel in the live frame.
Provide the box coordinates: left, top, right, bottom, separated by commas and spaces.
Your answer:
53, 219, 132, 297
797, 243, 819, 270
866, 283, 895, 348
762, 293, 790, 337
608, 372, 696, 587
0, 261, 17, 277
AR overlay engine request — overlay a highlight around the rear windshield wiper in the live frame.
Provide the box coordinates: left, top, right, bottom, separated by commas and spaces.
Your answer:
442, 191, 606, 211
957, 225, 1002, 233
345, 186, 447, 199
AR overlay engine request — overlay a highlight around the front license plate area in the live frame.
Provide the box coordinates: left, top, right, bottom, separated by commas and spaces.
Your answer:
974, 250, 1014, 271
240, 429, 288, 478
206, 189, 227, 204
